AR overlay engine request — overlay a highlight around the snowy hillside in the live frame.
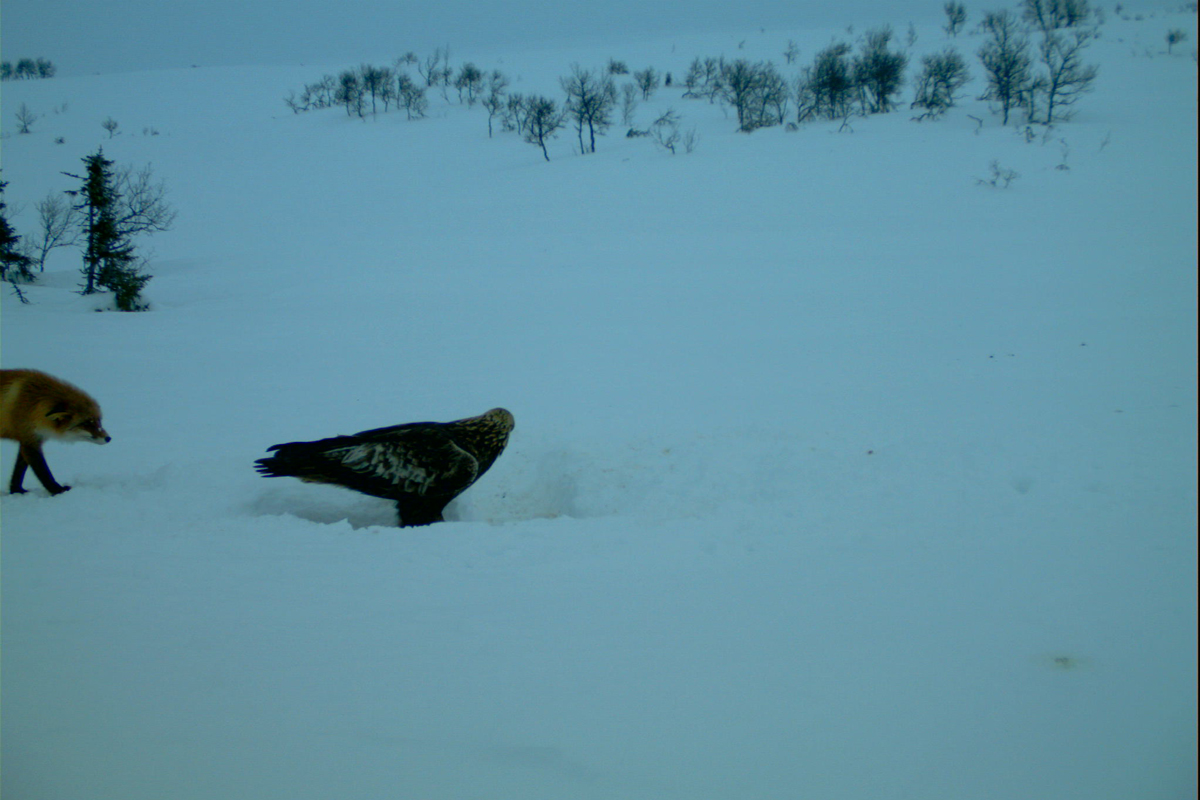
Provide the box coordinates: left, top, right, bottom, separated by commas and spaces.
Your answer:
2, 6, 1196, 799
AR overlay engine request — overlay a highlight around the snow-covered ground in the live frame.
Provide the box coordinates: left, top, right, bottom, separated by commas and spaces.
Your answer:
2, 6, 1196, 798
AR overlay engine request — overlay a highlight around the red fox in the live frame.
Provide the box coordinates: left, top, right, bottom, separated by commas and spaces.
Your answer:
0, 369, 110, 495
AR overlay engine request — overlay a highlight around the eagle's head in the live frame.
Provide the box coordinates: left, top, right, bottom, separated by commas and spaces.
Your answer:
454, 408, 514, 477
481, 407, 515, 434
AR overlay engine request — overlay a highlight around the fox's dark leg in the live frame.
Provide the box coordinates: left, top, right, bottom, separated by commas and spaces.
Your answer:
19, 444, 70, 495
9, 452, 29, 494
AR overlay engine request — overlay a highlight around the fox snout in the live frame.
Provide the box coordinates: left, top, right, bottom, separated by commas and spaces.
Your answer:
65, 421, 110, 444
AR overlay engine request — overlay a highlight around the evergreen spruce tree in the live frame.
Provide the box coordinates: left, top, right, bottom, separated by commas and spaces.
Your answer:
1, 179, 36, 285
93, 209, 149, 311
73, 150, 116, 294
67, 149, 152, 310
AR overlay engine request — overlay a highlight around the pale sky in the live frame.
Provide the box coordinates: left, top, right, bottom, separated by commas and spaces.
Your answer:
2, 0, 942, 76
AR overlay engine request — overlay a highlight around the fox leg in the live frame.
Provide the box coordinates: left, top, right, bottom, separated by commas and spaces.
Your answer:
16, 444, 70, 495
9, 452, 28, 493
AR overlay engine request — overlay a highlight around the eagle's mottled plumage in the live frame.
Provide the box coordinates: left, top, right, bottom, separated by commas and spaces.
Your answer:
254, 408, 514, 526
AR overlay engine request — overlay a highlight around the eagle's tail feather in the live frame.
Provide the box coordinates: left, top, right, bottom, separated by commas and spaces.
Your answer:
254, 441, 332, 479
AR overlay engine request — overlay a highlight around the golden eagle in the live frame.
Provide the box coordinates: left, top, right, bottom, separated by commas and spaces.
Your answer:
254, 408, 514, 526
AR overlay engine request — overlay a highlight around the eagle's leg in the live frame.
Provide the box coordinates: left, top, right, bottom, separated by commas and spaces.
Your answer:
395, 497, 450, 527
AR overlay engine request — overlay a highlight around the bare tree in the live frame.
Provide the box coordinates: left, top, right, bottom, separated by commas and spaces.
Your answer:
719, 60, 758, 130
377, 75, 398, 112
418, 47, 450, 88
102, 117, 120, 138
396, 72, 428, 119
504, 93, 529, 134
978, 10, 1034, 125
481, 71, 509, 137
1166, 29, 1188, 54
335, 70, 364, 117
620, 83, 638, 126
651, 109, 679, 151
1023, 0, 1057, 31
561, 65, 617, 153
32, 192, 81, 271
796, 43, 855, 122
4, 57, 57, 81
682, 59, 702, 97
978, 159, 1020, 188
110, 164, 177, 237
1022, 0, 1092, 32
1058, 0, 1093, 26
758, 65, 790, 126
1039, 27, 1098, 123
15, 103, 37, 134
359, 65, 394, 116
523, 96, 565, 161
912, 48, 970, 116
284, 75, 337, 113
944, 2, 968, 36
719, 59, 787, 131
633, 67, 660, 99
685, 57, 726, 102
854, 27, 908, 114
454, 63, 484, 105
682, 127, 700, 154
784, 40, 801, 65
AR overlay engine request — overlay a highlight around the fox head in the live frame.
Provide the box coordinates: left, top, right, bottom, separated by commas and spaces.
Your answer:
47, 402, 111, 444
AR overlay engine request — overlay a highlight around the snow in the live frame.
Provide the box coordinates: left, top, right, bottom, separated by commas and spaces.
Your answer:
2, 8, 1197, 799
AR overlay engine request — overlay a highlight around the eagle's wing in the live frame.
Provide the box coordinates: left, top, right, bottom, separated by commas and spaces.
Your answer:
325, 428, 479, 498
257, 427, 479, 500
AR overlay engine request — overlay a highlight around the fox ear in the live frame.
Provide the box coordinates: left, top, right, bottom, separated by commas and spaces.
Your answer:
46, 401, 71, 421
